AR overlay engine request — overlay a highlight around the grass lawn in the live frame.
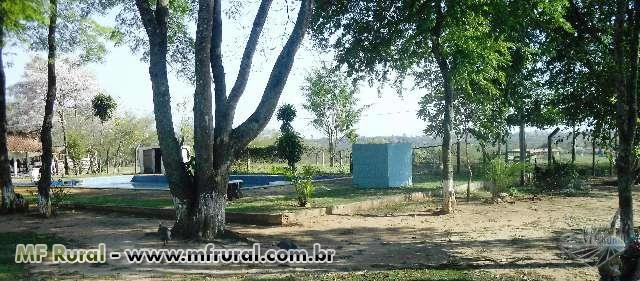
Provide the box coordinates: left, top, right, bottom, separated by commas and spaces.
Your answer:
17, 173, 475, 214
0, 232, 74, 281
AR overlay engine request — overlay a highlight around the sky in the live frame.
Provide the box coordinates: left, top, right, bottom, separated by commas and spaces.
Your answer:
3, 1, 428, 139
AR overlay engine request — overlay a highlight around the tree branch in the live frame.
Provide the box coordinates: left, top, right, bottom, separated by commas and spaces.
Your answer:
230, 0, 314, 155
211, 0, 228, 138
155, 0, 169, 35
134, 0, 157, 37
429, 0, 448, 73
194, 0, 214, 193
227, 0, 273, 107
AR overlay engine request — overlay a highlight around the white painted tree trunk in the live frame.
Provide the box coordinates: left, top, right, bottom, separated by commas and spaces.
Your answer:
443, 177, 456, 213
38, 192, 52, 217
1, 182, 15, 209
172, 191, 226, 240
196, 192, 226, 240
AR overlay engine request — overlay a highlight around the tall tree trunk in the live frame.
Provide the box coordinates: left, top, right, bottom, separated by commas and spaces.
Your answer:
610, 130, 617, 176
329, 140, 335, 168
327, 129, 335, 168
105, 146, 109, 174
613, 0, 640, 279
431, 3, 455, 213
519, 114, 526, 186
37, 0, 58, 218
192, 0, 219, 239
592, 137, 596, 177
548, 127, 560, 166
571, 125, 576, 164
0, 17, 16, 212
135, 0, 195, 237
441, 77, 456, 213
114, 144, 121, 174
614, 0, 639, 243
465, 133, 471, 202
456, 140, 461, 175
504, 131, 509, 162
59, 110, 70, 175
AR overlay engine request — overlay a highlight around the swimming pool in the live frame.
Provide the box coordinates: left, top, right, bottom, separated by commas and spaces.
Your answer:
55, 174, 344, 189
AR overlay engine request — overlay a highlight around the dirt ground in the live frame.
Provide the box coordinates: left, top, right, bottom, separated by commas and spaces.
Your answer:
1, 179, 635, 280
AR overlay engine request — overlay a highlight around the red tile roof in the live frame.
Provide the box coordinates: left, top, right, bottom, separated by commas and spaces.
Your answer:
7, 133, 41, 153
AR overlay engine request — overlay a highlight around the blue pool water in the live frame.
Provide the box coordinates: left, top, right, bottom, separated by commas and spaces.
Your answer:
61, 174, 343, 189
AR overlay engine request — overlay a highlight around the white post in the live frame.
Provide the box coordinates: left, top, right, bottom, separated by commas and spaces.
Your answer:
138, 147, 145, 174
13, 157, 17, 177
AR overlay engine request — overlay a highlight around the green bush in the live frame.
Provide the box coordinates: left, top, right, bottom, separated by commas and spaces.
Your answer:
482, 158, 525, 197
275, 165, 316, 207
534, 162, 584, 194
51, 185, 72, 215
276, 131, 304, 171
28, 184, 72, 216
66, 131, 88, 175
294, 180, 315, 207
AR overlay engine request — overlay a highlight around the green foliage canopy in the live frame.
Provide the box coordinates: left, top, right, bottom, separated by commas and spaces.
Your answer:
99, 0, 195, 81
65, 130, 87, 174
16, 0, 113, 63
302, 65, 363, 144
91, 93, 117, 123
0, 0, 45, 40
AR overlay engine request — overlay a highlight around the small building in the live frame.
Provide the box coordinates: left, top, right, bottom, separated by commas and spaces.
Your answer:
8, 132, 42, 177
7, 132, 66, 177
136, 145, 191, 174
352, 143, 412, 188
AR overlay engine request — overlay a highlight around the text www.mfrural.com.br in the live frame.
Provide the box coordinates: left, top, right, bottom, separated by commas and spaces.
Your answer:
15, 243, 335, 264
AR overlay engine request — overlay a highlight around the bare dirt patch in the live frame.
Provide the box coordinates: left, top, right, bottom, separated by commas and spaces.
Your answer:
0, 184, 632, 280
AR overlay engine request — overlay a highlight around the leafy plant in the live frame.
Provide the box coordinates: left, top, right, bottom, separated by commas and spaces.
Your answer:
482, 158, 525, 197
534, 162, 585, 194
50, 185, 72, 215
28, 184, 72, 216
276, 165, 317, 207
293, 166, 316, 207
91, 93, 117, 123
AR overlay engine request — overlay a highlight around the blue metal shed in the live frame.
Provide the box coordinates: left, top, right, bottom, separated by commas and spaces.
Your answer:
352, 143, 412, 188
